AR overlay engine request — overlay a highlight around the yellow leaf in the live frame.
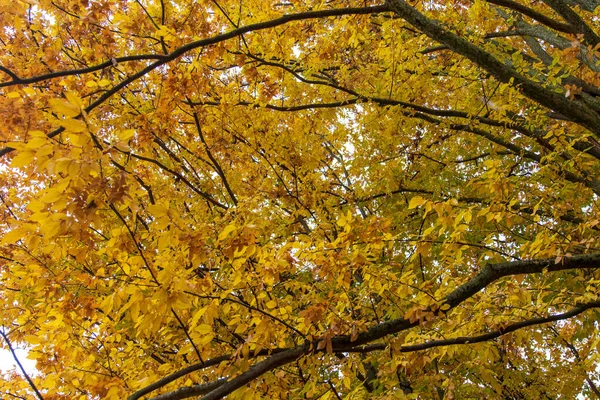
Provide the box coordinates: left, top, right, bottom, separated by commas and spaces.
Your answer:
27, 199, 46, 212
198, 333, 214, 345
106, 386, 122, 400
11, 151, 35, 167
196, 324, 213, 335
60, 118, 87, 132
148, 202, 169, 217
117, 129, 135, 141
130, 299, 140, 321
234, 323, 248, 334
1, 228, 25, 244
266, 300, 277, 309
65, 91, 84, 108
29, 130, 47, 138
40, 219, 62, 237
408, 196, 426, 209
67, 132, 90, 146
41, 188, 64, 204
49, 98, 80, 117
100, 295, 114, 315
218, 223, 236, 241
464, 210, 472, 223
24, 335, 41, 345
25, 137, 47, 149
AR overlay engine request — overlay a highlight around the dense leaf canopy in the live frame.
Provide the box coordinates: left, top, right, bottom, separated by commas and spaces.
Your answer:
1, 0, 600, 398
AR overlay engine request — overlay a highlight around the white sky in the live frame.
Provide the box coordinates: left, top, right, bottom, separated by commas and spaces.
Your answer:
0, 348, 36, 375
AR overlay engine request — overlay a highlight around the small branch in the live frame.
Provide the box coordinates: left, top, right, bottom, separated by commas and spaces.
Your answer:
108, 203, 160, 285
189, 104, 238, 206
123, 151, 227, 210
0, 328, 45, 400
160, 0, 166, 25
0, 192, 19, 221
136, 0, 161, 29
210, 0, 239, 28
0, 54, 166, 88
547, 324, 600, 398
184, 291, 305, 338
0, 65, 21, 81
327, 380, 343, 400
398, 301, 600, 352
171, 309, 203, 362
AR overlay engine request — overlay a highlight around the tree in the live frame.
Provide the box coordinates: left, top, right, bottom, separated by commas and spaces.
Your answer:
1, 0, 600, 398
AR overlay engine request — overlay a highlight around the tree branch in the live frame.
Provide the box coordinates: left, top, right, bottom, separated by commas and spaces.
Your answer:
148, 379, 229, 400
127, 348, 291, 400
541, 0, 600, 47
486, 0, 576, 34
142, 253, 600, 399
0, 4, 389, 157
0, 328, 44, 400
0, 54, 166, 88
386, 0, 600, 136
332, 252, 600, 348
189, 104, 238, 206
146, 346, 309, 400
399, 300, 600, 352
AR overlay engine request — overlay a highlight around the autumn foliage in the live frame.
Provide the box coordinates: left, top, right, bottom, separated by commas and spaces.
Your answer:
2, 0, 600, 398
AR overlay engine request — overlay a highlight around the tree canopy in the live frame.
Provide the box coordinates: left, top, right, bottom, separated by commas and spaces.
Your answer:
1, 0, 600, 398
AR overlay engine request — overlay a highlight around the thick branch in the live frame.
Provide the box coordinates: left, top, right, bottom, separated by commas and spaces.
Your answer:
333, 253, 600, 347
148, 379, 229, 400
127, 349, 289, 400
145, 253, 600, 399
386, 0, 600, 136
541, 0, 600, 47
514, 21, 600, 73
172, 346, 307, 400
486, 0, 575, 34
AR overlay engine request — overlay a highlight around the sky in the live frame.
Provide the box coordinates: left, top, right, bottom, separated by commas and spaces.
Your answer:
0, 347, 36, 375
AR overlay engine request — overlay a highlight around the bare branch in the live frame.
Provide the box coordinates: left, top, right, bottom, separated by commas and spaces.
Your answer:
0, 328, 45, 400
